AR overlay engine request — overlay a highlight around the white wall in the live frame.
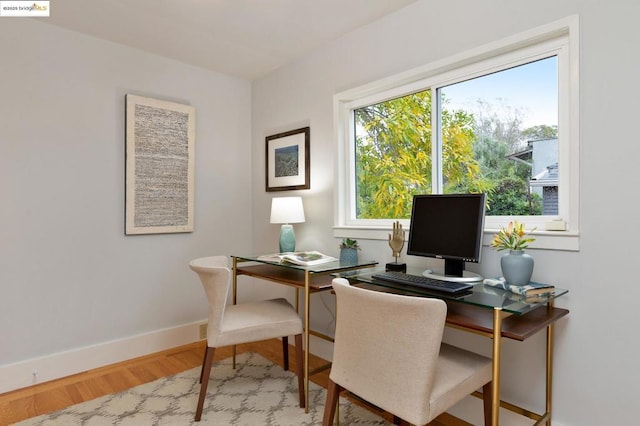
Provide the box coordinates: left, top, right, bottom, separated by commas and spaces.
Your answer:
0, 19, 253, 390
251, 1, 640, 425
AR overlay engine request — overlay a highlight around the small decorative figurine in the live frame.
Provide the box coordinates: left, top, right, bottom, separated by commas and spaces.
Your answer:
386, 221, 407, 272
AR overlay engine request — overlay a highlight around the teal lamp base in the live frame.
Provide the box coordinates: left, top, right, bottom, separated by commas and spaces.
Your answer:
279, 224, 296, 253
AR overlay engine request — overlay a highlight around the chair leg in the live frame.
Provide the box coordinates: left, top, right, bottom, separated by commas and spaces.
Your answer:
294, 333, 305, 408
195, 346, 216, 422
282, 336, 290, 371
198, 342, 208, 384
482, 381, 493, 426
322, 378, 343, 426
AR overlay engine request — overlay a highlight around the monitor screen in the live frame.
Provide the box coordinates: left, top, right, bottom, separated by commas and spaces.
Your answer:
407, 193, 486, 282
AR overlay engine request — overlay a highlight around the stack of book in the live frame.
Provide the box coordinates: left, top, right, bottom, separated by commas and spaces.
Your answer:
483, 277, 555, 303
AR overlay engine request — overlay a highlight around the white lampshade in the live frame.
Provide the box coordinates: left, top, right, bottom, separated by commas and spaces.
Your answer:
270, 197, 305, 224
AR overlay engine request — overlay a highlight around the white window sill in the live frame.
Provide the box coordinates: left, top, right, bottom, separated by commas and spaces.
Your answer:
333, 226, 579, 252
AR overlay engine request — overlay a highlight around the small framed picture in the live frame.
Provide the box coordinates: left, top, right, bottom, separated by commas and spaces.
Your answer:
265, 127, 310, 192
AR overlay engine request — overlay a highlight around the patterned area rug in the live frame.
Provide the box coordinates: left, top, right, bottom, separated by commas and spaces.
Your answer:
16, 352, 391, 425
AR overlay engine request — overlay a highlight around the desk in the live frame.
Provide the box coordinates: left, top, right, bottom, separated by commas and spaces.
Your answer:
231, 255, 378, 412
348, 268, 569, 426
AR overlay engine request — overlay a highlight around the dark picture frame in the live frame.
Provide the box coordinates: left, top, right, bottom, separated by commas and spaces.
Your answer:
265, 127, 310, 192
125, 94, 195, 235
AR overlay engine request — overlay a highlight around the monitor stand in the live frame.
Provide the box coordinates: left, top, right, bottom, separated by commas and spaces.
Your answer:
421, 269, 483, 283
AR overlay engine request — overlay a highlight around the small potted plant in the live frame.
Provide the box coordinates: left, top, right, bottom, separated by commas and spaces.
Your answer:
339, 238, 360, 264
491, 221, 536, 285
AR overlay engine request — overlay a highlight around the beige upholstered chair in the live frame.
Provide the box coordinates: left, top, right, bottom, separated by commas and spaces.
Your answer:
323, 278, 493, 426
189, 256, 305, 422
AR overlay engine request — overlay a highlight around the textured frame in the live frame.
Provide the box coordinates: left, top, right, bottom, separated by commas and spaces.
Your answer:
125, 94, 195, 235
265, 127, 310, 192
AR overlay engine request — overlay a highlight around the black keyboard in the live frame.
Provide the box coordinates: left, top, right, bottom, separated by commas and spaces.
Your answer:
371, 271, 473, 294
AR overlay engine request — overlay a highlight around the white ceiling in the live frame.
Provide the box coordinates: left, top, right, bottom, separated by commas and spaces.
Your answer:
45, 0, 418, 80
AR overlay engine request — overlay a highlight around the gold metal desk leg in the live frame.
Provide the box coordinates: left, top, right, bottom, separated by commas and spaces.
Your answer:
304, 270, 311, 413
295, 286, 300, 312
232, 256, 238, 369
335, 293, 339, 426
546, 301, 555, 426
492, 308, 504, 426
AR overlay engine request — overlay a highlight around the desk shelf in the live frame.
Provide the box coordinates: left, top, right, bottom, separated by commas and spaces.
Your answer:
446, 301, 569, 341
235, 264, 335, 290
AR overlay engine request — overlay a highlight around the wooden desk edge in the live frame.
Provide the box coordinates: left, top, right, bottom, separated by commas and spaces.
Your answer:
446, 302, 569, 341
234, 263, 334, 290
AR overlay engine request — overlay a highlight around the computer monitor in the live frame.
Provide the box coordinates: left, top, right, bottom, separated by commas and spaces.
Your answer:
407, 193, 486, 283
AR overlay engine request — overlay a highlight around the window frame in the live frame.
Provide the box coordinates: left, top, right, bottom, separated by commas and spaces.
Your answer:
333, 16, 579, 251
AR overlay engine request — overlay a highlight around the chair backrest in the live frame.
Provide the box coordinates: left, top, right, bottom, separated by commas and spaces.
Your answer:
330, 278, 447, 424
189, 256, 231, 345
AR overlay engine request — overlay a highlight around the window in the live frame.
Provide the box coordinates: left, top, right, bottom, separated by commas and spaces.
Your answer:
335, 17, 579, 250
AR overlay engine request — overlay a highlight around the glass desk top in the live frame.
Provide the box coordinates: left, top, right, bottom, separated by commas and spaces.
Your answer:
341, 267, 568, 315
233, 254, 378, 274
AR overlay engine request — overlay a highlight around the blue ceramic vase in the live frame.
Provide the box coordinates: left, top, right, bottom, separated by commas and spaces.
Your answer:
501, 250, 534, 286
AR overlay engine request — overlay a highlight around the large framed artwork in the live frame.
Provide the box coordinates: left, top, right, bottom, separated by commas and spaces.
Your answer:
265, 127, 310, 192
125, 94, 195, 235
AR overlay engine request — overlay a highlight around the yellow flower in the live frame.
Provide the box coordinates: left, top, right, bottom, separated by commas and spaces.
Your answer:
490, 220, 536, 251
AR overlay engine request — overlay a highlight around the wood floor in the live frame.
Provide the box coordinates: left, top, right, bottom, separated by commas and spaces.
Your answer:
0, 339, 470, 426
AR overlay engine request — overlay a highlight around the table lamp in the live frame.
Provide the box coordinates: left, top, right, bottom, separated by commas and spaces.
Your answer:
270, 196, 305, 253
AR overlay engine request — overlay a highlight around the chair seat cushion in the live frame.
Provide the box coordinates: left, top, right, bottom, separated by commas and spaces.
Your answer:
426, 343, 492, 423
211, 298, 303, 347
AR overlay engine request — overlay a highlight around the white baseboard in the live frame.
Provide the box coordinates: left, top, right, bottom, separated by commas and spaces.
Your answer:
0, 320, 206, 394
